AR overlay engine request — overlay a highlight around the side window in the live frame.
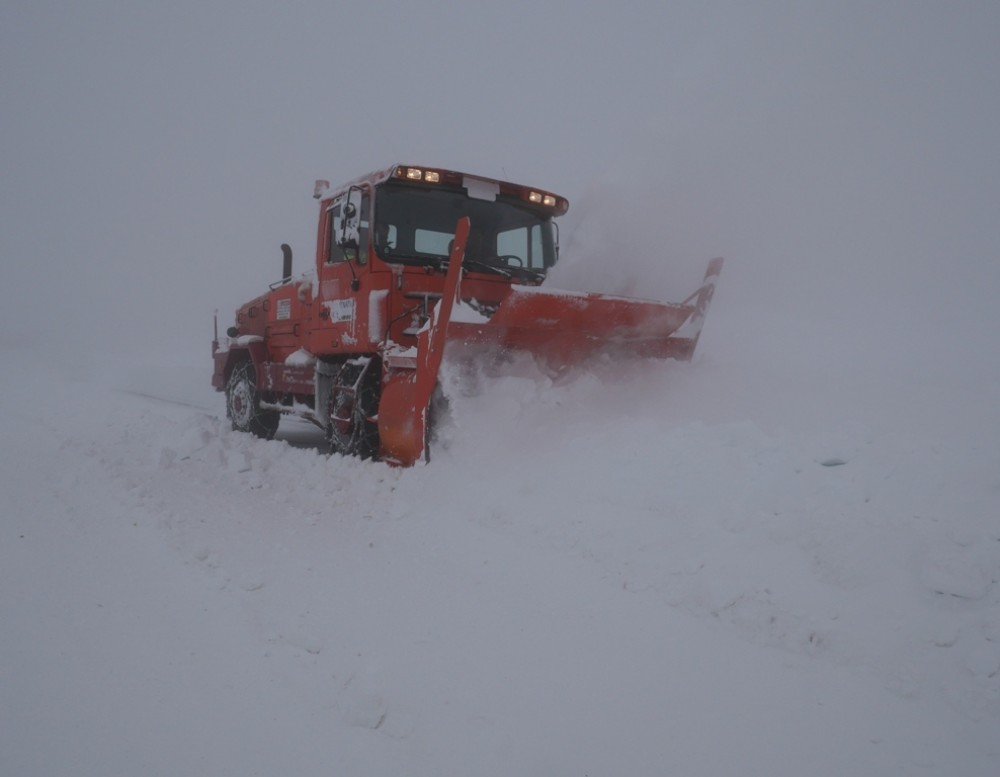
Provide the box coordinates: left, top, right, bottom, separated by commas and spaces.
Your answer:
530, 224, 544, 269
327, 190, 371, 263
373, 222, 397, 257
497, 225, 547, 268
327, 203, 346, 263
357, 193, 370, 263
497, 226, 528, 265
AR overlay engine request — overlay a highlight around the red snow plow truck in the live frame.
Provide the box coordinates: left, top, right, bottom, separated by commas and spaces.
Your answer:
212, 164, 723, 465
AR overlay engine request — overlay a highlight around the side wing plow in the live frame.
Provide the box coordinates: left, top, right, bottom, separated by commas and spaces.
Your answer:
448, 255, 723, 367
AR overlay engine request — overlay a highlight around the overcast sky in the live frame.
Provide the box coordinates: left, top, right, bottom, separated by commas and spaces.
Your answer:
3, 1, 998, 376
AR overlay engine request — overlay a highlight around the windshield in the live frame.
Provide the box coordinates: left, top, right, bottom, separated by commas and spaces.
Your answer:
373, 183, 557, 275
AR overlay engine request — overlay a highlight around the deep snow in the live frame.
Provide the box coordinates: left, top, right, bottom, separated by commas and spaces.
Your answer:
2, 298, 998, 775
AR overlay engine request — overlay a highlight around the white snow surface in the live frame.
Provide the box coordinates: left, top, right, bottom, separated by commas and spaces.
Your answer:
284, 348, 316, 367
3, 321, 999, 776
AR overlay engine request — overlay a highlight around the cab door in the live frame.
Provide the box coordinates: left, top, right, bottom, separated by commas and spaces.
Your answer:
310, 187, 372, 355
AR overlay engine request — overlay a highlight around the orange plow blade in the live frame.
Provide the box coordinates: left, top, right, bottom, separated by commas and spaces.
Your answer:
448, 258, 723, 367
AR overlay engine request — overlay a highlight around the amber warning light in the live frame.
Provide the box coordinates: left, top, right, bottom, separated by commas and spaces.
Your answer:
313, 179, 330, 199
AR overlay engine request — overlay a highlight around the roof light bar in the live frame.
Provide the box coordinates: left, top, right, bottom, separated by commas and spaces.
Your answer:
389, 166, 566, 212
395, 166, 443, 183
528, 190, 560, 208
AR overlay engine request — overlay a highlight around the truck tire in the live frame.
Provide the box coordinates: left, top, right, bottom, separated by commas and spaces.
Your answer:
326, 358, 380, 459
226, 361, 279, 439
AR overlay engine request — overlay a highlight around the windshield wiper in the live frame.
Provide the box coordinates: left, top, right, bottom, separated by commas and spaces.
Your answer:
380, 248, 444, 267
462, 258, 513, 278
381, 248, 544, 283
511, 266, 546, 283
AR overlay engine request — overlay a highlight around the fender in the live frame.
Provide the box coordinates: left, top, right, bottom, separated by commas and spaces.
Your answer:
211, 338, 271, 390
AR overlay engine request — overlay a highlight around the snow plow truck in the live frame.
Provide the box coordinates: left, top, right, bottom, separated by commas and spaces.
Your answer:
211, 164, 723, 466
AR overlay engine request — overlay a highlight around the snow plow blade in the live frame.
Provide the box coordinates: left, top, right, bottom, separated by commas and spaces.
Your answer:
449, 260, 723, 366
378, 217, 723, 466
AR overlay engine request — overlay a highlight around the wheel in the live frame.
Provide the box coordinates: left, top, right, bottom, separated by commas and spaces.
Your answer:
326, 358, 381, 459
225, 362, 279, 439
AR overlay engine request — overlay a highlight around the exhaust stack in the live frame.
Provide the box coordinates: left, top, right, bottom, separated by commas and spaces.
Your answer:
280, 243, 292, 284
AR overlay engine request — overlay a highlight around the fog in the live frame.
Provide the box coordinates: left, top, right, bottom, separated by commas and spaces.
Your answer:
4, 5, 1000, 773
3, 0, 999, 373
